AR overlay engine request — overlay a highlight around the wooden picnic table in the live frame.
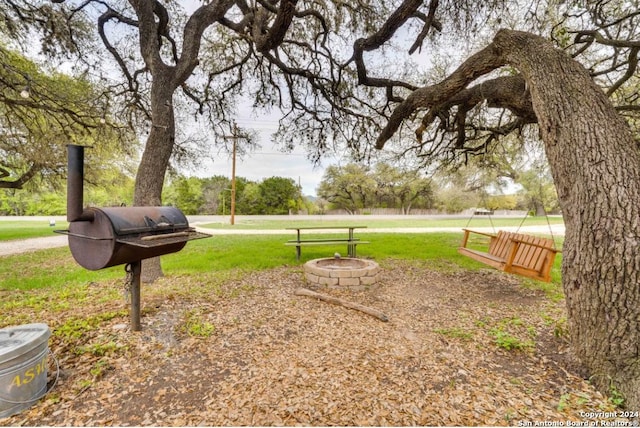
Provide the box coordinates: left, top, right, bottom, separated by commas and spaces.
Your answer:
285, 225, 369, 260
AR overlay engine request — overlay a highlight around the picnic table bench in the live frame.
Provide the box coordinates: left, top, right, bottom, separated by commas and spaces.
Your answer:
285, 226, 369, 260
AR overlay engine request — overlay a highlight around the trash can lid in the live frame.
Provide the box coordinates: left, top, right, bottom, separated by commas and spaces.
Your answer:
0, 323, 51, 364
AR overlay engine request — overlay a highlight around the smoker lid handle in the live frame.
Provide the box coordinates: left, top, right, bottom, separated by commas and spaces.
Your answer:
144, 215, 174, 229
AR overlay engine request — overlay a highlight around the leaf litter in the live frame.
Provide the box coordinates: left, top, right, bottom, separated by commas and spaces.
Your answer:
0, 259, 626, 426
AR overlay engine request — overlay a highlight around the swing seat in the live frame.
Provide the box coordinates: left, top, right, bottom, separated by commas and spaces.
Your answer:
458, 229, 560, 282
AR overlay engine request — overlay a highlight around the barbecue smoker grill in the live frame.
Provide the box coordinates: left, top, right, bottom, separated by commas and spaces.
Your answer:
57, 145, 210, 330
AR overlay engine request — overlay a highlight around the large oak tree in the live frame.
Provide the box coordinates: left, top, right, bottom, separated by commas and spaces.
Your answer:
378, 26, 640, 410
4, 0, 640, 409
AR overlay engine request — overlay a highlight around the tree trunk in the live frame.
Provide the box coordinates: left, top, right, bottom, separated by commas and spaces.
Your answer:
533, 200, 545, 217
124, 0, 235, 283
134, 77, 177, 283
494, 30, 640, 409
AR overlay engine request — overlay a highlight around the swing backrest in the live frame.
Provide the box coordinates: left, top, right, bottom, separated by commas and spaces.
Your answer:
490, 231, 557, 274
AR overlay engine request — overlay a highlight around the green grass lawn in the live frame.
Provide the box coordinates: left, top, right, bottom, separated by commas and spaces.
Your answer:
0, 220, 70, 240
0, 230, 563, 291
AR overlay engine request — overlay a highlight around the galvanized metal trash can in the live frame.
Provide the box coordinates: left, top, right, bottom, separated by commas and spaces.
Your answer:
0, 323, 51, 418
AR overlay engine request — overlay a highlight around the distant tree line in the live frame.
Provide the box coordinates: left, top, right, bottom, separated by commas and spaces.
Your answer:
317, 163, 435, 214
316, 162, 559, 215
162, 175, 307, 215
0, 174, 307, 216
0, 160, 558, 216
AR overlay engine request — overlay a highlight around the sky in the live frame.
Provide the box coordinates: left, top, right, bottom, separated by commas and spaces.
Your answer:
197, 141, 337, 197
190, 113, 342, 197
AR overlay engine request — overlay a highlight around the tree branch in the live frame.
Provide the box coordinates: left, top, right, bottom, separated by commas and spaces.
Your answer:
253, 0, 298, 53
573, 29, 640, 48
606, 46, 639, 96
408, 0, 441, 55
348, 0, 426, 96
0, 163, 40, 189
376, 42, 505, 149
175, 0, 236, 85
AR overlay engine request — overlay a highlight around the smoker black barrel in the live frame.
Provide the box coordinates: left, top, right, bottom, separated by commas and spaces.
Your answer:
68, 206, 190, 270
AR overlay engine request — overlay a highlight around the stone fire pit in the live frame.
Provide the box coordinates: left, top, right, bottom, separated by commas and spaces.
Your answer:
303, 257, 381, 290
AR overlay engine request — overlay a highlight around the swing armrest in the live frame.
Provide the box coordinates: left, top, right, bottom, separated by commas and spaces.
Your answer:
461, 228, 497, 238
460, 228, 497, 249
508, 237, 562, 253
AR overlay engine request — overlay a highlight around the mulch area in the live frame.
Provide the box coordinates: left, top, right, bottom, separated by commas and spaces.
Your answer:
1, 259, 619, 426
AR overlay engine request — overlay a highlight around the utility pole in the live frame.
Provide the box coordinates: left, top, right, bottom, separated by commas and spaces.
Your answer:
231, 126, 237, 226
222, 122, 246, 225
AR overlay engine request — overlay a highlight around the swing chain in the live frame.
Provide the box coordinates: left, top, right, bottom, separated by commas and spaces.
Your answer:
516, 206, 558, 249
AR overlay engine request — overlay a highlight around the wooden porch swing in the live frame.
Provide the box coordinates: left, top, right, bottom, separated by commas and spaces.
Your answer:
458, 208, 561, 282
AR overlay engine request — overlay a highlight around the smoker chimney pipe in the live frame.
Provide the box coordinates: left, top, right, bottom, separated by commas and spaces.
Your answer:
67, 144, 94, 222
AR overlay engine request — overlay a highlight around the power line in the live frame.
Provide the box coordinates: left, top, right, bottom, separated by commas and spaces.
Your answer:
240, 151, 308, 156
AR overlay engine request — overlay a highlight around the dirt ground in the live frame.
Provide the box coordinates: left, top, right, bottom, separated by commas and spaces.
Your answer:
1, 259, 624, 426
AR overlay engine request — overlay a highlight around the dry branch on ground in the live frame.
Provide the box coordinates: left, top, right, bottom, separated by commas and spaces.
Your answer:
294, 287, 389, 322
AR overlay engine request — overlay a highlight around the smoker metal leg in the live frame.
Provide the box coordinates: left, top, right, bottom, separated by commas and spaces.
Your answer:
130, 261, 142, 331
